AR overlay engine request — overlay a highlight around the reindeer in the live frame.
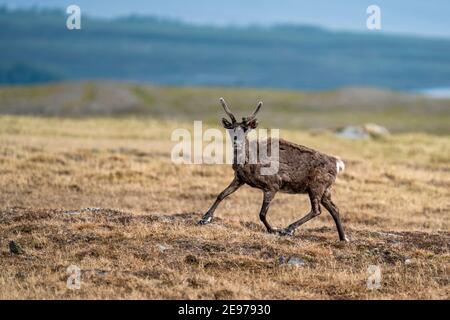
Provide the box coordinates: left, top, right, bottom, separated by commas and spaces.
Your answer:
198, 98, 349, 241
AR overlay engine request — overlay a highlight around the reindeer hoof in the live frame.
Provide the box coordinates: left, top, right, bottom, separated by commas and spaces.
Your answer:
197, 216, 213, 225
279, 229, 295, 236
341, 235, 351, 242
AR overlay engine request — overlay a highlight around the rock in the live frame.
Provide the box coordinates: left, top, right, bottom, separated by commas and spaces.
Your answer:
404, 258, 414, 265
9, 240, 24, 255
390, 241, 402, 247
376, 232, 403, 238
287, 256, 306, 266
64, 207, 102, 215
156, 244, 170, 252
279, 256, 307, 267
184, 254, 200, 265
95, 270, 108, 276
336, 126, 370, 140
335, 123, 389, 140
364, 123, 390, 138
64, 210, 81, 216
15, 271, 27, 280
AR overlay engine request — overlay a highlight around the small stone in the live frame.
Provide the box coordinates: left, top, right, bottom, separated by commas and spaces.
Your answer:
376, 232, 403, 238
336, 126, 370, 140
279, 256, 306, 267
9, 241, 24, 255
287, 256, 307, 267
364, 123, 390, 138
95, 270, 108, 276
64, 210, 81, 216
404, 258, 414, 265
391, 241, 402, 247
335, 123, 389, 140
184, 254, 199, 265
156, 244, 170, 252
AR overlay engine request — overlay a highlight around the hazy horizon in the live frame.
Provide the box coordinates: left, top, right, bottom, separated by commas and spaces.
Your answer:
1, 0, 449, 39
1, 4, 449, 91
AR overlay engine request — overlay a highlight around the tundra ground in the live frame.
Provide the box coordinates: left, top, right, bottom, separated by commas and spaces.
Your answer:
0, 116, 449, 299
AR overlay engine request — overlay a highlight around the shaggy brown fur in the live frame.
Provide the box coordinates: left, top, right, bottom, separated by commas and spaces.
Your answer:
199, 98, 348, 241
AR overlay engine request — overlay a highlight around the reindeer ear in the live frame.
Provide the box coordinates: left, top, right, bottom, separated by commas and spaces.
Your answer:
247, 118, 258, 129
221, 118, 233, 128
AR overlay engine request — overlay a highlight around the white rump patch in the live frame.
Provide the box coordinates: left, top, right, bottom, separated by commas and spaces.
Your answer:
336, 158, 345, 173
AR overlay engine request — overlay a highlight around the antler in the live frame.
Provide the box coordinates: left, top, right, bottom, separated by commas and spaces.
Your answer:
248, 101, 263, 120
219, 97, 236, 123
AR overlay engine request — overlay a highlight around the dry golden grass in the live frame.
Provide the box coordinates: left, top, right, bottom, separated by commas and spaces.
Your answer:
0, 115, 449, 299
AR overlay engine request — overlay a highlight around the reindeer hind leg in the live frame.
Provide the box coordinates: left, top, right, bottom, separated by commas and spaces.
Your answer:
321, 188, 348, 242
279, 190, 322, 236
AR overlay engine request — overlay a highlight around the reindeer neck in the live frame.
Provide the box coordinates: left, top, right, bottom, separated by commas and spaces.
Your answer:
232, 137, 251, 167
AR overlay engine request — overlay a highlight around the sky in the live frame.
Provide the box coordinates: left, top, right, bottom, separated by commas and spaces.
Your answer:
1, 0, 449, 38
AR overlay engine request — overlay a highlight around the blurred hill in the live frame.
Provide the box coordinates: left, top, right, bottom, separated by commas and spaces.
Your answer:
1, 8, 450, 90
1, 81, 449, 134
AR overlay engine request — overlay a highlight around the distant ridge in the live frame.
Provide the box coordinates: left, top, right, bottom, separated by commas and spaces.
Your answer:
1, 8, 450, 90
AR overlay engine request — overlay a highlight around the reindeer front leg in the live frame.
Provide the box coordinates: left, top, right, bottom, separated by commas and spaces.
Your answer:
198, 178, 243, 225
259, 190, 277, 233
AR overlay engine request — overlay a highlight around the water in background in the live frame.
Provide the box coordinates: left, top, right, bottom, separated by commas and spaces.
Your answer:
418, 87, 450, 99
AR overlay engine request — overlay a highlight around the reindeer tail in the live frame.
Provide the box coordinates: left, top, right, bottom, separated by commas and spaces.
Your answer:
335, 157, 345, 174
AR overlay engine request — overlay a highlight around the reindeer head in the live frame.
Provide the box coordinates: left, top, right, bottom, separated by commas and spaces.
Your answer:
219, 97, 262, 149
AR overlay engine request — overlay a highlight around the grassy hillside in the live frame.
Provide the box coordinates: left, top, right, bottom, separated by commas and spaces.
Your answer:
0, 116, 448, 299
1, 81, 450, 134
1, 8, 450, 90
